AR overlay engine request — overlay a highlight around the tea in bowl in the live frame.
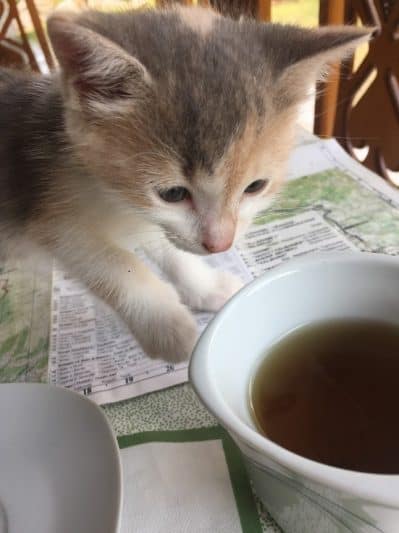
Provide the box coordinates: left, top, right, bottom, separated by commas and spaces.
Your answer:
189, 253, 399, 533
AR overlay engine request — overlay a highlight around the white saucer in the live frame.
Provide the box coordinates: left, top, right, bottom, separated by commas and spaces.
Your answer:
0, 384, 122, 533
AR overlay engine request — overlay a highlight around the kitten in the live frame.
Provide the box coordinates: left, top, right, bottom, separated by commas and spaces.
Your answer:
0, 6, 370, 362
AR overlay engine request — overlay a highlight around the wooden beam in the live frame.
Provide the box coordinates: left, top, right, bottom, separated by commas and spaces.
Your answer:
257, 0, 271, 21
314, 0, 346, 137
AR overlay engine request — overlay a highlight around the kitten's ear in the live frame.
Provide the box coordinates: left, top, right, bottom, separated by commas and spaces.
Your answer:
47, 13, 152, 110
271, 25, 374, 107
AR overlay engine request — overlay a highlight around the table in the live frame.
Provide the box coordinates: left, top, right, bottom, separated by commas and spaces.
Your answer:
3, 131, 399, 532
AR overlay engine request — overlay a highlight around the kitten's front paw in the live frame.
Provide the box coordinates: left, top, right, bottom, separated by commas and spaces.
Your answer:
134, 304, 198, 363
206, 271, 243, 311
194, 271, 244, 312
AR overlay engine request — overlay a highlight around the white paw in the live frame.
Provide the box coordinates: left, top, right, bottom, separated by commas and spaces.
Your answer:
133, 303, 198, 363
204, 271, 243, 311
186, 271, 243, 312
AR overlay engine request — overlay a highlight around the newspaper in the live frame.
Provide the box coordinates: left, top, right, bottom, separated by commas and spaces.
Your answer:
48, 250, 251, 403
48, 135, 399, 404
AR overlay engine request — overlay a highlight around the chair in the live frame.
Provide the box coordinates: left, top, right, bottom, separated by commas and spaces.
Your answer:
314, 0, 399, 183
0, 0, 54, 71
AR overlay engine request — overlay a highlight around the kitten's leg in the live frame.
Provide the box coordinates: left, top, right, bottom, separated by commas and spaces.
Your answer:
50, 232, 198, 362
144, 240, 243, 312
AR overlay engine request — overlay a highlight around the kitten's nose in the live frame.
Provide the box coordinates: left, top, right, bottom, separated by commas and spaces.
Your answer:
201, 237, 233, 254
201, 216, 235, 253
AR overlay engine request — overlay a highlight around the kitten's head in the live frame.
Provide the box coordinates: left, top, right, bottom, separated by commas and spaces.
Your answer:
48, 7, 371, 254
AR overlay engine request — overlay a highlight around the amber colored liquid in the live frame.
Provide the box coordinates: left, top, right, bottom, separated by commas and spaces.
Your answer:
250, 319, 399, 474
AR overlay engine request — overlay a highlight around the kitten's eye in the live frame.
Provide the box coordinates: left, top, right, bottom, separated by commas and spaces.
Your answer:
158, 186, 190, 203
244, 179, 268, 194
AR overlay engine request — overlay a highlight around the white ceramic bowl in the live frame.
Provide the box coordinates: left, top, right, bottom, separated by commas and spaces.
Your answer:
190, 253, 399, 533
0, 384, 122, 533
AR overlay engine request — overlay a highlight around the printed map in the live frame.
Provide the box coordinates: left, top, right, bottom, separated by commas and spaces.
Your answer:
256, 168, 399, 255
0, 258, 51, 383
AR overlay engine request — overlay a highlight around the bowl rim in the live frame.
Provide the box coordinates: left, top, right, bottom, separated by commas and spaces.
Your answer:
189, 251, 399, 508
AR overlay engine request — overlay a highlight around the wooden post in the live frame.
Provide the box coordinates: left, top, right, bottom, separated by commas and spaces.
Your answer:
314, 0, 346, 137
257, 0, 271, 21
